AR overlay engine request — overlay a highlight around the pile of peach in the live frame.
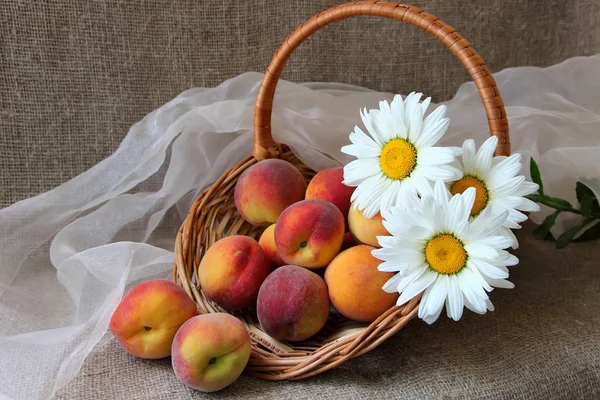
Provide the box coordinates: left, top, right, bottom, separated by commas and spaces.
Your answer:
108, 159, 398, 393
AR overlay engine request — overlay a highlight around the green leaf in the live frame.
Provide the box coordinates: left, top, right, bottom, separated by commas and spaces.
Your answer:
576, 181, 600, 217
573, 219, 600, 242
526, 194, 576, 212
529, 158, 544, 195
533, 210, 560, 240
556, 224, 585, 249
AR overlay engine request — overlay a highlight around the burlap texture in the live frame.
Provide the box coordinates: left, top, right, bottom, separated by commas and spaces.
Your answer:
54, 222, 600, 399
1, 0, 600, 207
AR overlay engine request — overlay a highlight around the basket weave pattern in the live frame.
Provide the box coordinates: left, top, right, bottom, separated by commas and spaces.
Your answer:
173, 0, 510, 381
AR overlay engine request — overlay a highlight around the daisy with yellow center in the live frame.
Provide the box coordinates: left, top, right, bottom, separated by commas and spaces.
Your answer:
450, 136, 540, 249
342, 92, 462, 218
373, 180, 518, 324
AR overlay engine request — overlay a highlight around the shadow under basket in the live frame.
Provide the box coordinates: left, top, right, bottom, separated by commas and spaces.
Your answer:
173, 1, 511, 381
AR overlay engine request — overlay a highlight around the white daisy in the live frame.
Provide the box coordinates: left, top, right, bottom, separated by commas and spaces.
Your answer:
372, 180, 518, 324
341, 92, 462, 218
449, 136, 540, 249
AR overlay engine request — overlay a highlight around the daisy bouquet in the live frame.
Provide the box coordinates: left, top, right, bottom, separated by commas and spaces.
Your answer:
342, 93, 539, 324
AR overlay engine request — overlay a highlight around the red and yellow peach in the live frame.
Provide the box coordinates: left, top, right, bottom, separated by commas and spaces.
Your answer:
109, 279, 198, 359
199, 235, 270, 311
234, 159, 306, 226
274, 199, 345, 269
171, 313, 251, 392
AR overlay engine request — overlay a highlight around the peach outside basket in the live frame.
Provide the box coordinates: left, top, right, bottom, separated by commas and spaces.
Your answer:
173, 0, 511, 381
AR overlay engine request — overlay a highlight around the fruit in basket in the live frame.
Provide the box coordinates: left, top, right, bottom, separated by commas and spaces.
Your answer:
325, 245, 398, 322
305, 167, 355, 219
340, 231, 357, 251
258, 223, 285, 268
199, 235, 270, 311
109, 279, 198, 359
256, 265, 330, 341
234, 158, 306, 225
348, 200, 390, 247
274, 199, 345, 269
171, 313, 251, 393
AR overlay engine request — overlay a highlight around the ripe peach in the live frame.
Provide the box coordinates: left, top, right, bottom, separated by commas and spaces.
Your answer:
199, 235, 270, 311
258, 224, 285, 268
109, 279, 198, 359
171, 313, 251, 392
257, 265, 330, 341
305, 167, 355, 219
347, 201, 390, 247
340, 232, 357, 251
234, 159, 306, 226
274, 199, 345, 269
325, 245, 398, 322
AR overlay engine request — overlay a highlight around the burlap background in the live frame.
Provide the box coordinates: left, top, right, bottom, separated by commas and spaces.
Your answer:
55, 223, 600, 399
1, 0, 599, 207
2, 1, 600, 398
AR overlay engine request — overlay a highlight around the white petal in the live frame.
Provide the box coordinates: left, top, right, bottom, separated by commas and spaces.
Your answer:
463, 294, 488, 315
370, 106, 396, 142
420, 274, 448, 317
421, 97, 432, 114
343, 158, 380, 185
381, 273, 404, 293
379, 180, 402, 214
445, 275, 464, 321
465, 242, 499, 260
498, 226, 519, 249
485, 299, 495, 311
517, 197, 541, 212
475, 136, 499, 175
417, 147, 457, 166
415, 117, 449, 149
468, 208, 509, 239
361, 108, 384, 146
433, 179, 451, 206
420, 306, 444, 325
341, 143, 380, 158
348, 126, 381, 150
397, 269, 437, 305
492, 176, 526, 197
485, 278, 515, 289
418, 164, 463, 181
372, 247, 424, 265
476, 235, 513, 250
487, 153, 522, 186
461, 139, 477, 173
469, 259, 509, 280
512, 181, 539, 197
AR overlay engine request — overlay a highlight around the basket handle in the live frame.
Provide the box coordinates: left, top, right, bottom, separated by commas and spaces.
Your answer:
253, 0, 510, 160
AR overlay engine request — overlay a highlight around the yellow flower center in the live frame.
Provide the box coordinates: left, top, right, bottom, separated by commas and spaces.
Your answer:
425, 234, 467, 275
450, 175, 489, 216
380, 138, 417, 180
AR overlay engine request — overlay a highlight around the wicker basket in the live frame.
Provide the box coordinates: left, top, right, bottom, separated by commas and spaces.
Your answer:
173, 0, 510, 381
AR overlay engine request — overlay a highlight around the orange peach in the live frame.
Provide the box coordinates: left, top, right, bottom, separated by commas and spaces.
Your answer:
274, 199, 345, 269
257, 265, 330, 341
171, 313, 251, 392
109, 279, 198, 359
347, 201, 390, 247
258, 224, 285, 268
199, 235, 270, 311
325, 245, 398, 322
234, 159, 306, 225
305, 167, 355, 219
